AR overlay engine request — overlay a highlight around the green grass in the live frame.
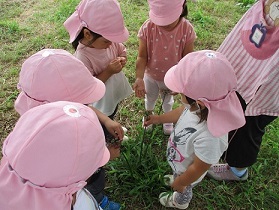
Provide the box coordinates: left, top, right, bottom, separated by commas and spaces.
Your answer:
0, 0, 278, 209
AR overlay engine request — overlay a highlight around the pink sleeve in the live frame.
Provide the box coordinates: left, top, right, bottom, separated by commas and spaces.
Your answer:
137, 20, 149, 41
117, 43, 127, 57
184, 19, 197, 45
74, 52, 96, 76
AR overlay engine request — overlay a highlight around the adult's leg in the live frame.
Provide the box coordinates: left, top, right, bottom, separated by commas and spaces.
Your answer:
225, 115, 277, 168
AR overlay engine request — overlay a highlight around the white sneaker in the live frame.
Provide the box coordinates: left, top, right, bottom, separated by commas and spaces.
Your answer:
163, 123, 173, 135
163, 174, 174, 186
159, 192, 189, 209
207, 163, 248, 181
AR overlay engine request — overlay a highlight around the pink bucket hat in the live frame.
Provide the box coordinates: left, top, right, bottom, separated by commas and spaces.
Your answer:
148, 0, 184, 26
164, 50, 246, 137
14, 49, 105, 115
0, 101, 110, 210
64, 0, 129, 43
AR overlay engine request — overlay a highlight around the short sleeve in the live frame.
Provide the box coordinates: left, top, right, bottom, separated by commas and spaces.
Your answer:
117, 43, 127, 57
194, 135, 228, 165
137, 20, 150, 41
183, 19, 197, 45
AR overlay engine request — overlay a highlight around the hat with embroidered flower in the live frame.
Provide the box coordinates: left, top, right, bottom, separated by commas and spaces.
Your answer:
164, 50, 246, 137
0, 101, 110, 210
64, 0, 129, 43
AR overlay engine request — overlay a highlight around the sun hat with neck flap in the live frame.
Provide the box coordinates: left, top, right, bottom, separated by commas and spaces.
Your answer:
164, 50, 246, 137
0, 101, 110, 210
64, 0, 129, 43
14, 49, 105, 116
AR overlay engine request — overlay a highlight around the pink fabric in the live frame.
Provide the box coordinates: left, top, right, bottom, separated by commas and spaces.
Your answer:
164, 50, 246, 137
217, 0, 279, 116
148, 0, 184, 26
14, 49, 105, 116
138, 18, 196, 81
0, 101, 110, 210
64, 0, 129, 43
74, 42, 126, 76
240, 0, 279, 60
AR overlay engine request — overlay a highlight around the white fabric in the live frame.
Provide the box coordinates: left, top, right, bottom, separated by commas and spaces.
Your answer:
143, 74, 174, 112
167, 108, 228, 184
92, 72, 133, 115
74, 188, 102, 210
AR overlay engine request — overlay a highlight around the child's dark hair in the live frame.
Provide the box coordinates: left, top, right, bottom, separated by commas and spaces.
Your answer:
72, 28, 102, 50
185, 95, 208, 123
180, 0, 188, 18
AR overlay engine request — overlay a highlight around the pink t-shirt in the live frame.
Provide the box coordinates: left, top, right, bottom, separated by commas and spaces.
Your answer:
138, 18, 196, 81
74, 42, 126, 76
218, 0, 279, 116
74, 42, 133, 115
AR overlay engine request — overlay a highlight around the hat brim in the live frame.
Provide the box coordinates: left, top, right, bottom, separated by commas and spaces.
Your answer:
81, 77, 106, 105
64, 11, 84, 43
164, 65, 182, 93
102, 27, 129, 43
149, 9, 182, 26
99, 146, 110, 168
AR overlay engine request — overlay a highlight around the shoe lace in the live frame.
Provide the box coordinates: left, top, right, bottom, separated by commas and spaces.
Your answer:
212, 164, 229, 173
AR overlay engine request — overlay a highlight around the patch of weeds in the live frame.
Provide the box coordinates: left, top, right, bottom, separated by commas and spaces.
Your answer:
237, 0, 257, 8
106, 125, 171, 209
0, 21, 21, 42
190, 10, 214, 27
53, 0, 80, 22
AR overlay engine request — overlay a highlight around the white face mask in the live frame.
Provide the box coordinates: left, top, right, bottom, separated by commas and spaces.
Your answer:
182, 101, 202, 114
181, 101, 191, 110
195, 103, 201, 114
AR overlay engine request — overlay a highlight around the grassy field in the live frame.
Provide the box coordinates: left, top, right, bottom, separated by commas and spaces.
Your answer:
0, 0, 278, 209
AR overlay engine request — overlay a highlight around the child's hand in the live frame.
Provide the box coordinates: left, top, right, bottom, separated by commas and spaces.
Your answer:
143, 114, 160, 126
118, 56, 127, 67
107, 145, 121, 160
133, 78, 146, 98
107, 58, 123, 74
103, 119, 124, 140
171, 176, 186, 193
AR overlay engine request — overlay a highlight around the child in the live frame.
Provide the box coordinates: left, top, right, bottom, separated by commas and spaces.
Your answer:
14, 49, 123, 209
207, 0, 279, 181
144, 50, 246, 209
64, 0, 133, 120
133, 0, 196, 135
14, 49, 124, 141
0, 101, 110, 210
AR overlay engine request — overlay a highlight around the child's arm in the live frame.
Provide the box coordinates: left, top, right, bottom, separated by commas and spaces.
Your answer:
171, 155, 211, 193
182, 42, 195, 57
144, 105, 185, 126
88, 105, 124, 140
133, 39, 148, 98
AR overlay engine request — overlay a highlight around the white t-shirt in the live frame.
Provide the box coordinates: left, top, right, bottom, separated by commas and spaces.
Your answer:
167, 108, 228, 184
73, 189, 102, 210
